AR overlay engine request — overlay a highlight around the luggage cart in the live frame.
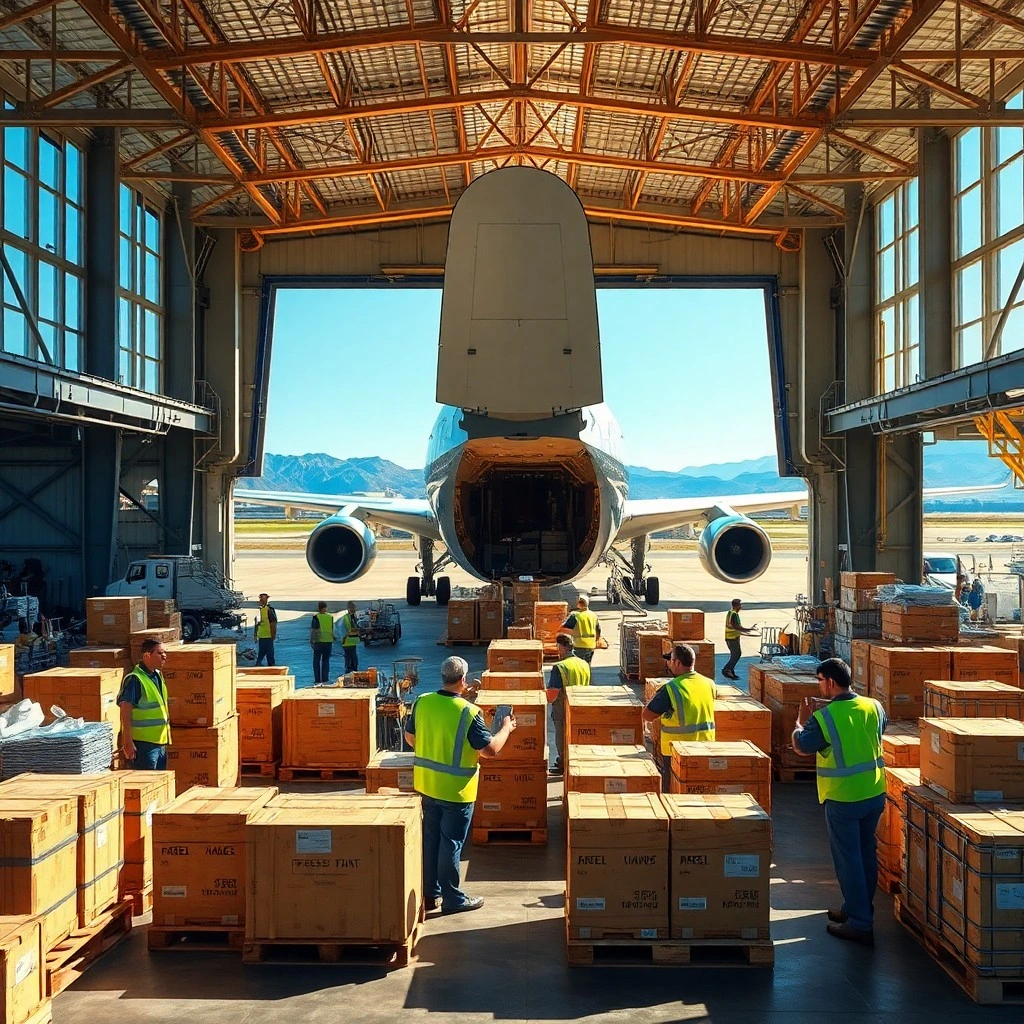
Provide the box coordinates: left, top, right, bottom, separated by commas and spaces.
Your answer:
357, 600, 402, 646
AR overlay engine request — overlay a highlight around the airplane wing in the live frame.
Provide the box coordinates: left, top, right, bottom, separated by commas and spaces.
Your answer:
615, 476, 1012, 543
233, 489, 440, 541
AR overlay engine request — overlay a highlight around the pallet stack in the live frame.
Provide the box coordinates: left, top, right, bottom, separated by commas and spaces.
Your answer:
637, 630, 671, 683
472, 690, 548, 844
364, 750, 416, 793
565, 792, 773, 966
834, 572, 894, 663
512, 582, 541, 625
564, 745, 660, 797
877, 765, 919, 895
22, 666, 122, 758
618, 619, 666, 681
534, 601, 569, 659
235, 670, 294, 777
881, 603, 960, 644
565, 685, 644, 747
446, 599, 478, 643
279, 689, 376, 782
758, 667, 818, 780
669, 740, 772, 813
162, 644, 239, 795
666, 609, 716, 678
116, 769, 176, 916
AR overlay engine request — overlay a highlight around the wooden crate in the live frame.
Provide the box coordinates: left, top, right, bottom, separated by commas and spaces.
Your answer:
477, 600, 504, 642
281, 690, 375, 770
446, 600, 478, 642
565, 685, 644, 746
166, 716, 240, 795
0, 797, 78, 952
115, 770, 176, 898
840, 572, 897, 590
669, 740, 772, 814
924, 679, 1024, 720
506, 625, 533, 640
237, 666, 291, 677
871, 644, 949, 720
747, 664, 765, 705
880, 604, 959, 643
512, 582, 541, 623
128, 628, 182, 664
0, 915, 46, 1024
4, 774, 123, 930
533, 601, 569, 651
237, 676, 293, 764
85, 598, 147, 646
637, 631, 671, 683
162, 644, 236, 727
948, 646, 1020, 687
245, 797, 422, 946
850, 640, 873, 694
364, 751, 416, 793
667, 610, 705, 642
67, 647, 131, 674
565, 744, 661, 795
479, 670, 545, 691
666, 639, 717, 679
713, 698, 771, 755
992, 633, 1024, 676
920, 718, 1024, 803
474, 763, 548, 830
152, 786, 277, 928
21, 667, 122, 745
146, 599, 177, 624
0, 647, 12, 699
475, 690, 547, 763
881, 720, 920, 768
878, 766, 919, 882
486, 640, 544, 673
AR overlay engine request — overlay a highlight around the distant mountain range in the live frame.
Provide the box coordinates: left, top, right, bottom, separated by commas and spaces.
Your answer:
236, 442, 1019, 508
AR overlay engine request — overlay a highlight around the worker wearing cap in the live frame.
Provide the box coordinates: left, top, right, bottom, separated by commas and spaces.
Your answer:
560, 595, 601, 663
253, 592, 278, 667
723, 598, 759, 680
641, 642, 716, 786
341, 601, 360, 672
117, 639, 171, 770
546, 633, 591, 775
309, 601, 336, 684
792, 657, 887, 947
405, 656, 517, 915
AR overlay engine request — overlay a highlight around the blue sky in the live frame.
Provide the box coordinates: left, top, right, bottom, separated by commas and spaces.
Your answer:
266, 286, 777, 472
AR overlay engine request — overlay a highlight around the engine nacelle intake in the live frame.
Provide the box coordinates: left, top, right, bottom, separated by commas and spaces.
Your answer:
305, 515, 377, 584
697, 507, 772, 584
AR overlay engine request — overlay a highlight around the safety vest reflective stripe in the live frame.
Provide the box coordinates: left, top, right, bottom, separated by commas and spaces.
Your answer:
412, 695, 481, 803
315, 613, 333, 643
342, 613, 359, 646
662, 721, 716, 735
812, 696, 886, 803
817, 759, 886, 778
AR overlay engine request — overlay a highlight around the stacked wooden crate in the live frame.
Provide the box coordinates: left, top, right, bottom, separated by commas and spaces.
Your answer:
669, 740, 772, 813
760, 670, 817, 779
235, 671, 294, 776
834, 572, 892, 663
364, 751, 416, 793
565, 685, 644, 747
665, 610, 716, 678
279, 689, 376, 781
876, 765, 919, 894
564, 745, 660, 797
880, 603, 960, 644
0, 915, 49, 1024
22, 666, 122, 759
486, 639, 545, 674
446, 600, 478, 642
533, 601, 569, 659
146, 599, 182, 635
116, 770, 176, 915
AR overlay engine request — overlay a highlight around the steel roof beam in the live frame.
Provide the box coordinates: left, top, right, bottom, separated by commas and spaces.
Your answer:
844, 107, 1024, 126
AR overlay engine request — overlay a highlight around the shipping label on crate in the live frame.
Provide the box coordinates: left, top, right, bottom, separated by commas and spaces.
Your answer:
295, 829, 332, 854
14, 950, 37, 986
996, 884, 1024, 910
724, 854, 760, 878
317, 703, 336, 717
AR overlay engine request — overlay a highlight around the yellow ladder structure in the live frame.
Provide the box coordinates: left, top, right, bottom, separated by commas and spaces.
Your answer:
975, 408, 1024, 489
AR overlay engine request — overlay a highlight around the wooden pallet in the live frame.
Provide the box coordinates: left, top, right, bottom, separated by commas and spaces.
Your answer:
23, 1003, 52, 1024
147, 925, 245, 952
567, 936, 774, 968
46, 897, 134, 996
124, 885, 153, 917
772, 765, 816, 783
471, 826, 547, 845
242, 920, 421, 968
277, 766, 366, 782
241, 760, 280, 778
878, 870, 901, 897
436, 632, 489, 647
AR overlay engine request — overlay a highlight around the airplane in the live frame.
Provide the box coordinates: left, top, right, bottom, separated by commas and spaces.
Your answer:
236, 167, 1007, 607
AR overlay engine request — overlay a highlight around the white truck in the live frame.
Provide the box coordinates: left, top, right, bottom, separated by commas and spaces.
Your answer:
105, 556, 244, 642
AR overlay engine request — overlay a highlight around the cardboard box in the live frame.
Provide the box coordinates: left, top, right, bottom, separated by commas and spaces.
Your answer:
474, 763, 548, 830
669, 740, 772, 814
871, 644, 949, 720
479, 670, 545, 691
850, 640, 872, 694
116, 770, 176, 894
281, 690, 375, 770
566, 792, 669, 939
166, 716, 240, 795
881, 720, 920, 768
152, 786, 277, 927
0, 915, 46, 1024
920, 718, 1024, 803
162, 644, 235, 727
506, 625, 533, 640
713, 698, 771, 755
949, 645, 1020, 687
638, 631, 671, 682
22, 666, 122, 743
565, 745, 661, 795
880, 604, 959, 643
478, 600, 504, 641
446, 600, 478, 642
565, 685, 643, 745
533, 601, 568, 650
0, 796, 78, 951
86, 597, 147, 645
487, 640, 544, 673
924, 679, 1024, 720
878, 766, 920, 881
475, 690, 547, 763
364, 751, 416, 793
667, 610, 705, 642
68, 646, 131, 673
662, 793, 772, 941
245, 796, 422, 944
512, 582, 541, 623
237, 676, 293, 764
0, 648, 12, 699
4, 773, 124, 928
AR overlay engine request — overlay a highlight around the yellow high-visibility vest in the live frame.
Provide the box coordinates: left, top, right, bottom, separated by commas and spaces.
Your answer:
660, 672, 716, 755
256, 605, 273, 639
812, 695, 886, 804
124, 666, 171, 746
725, 611, 742, 640
314, 613, 334, 643
555, 655, 591, 688
571, 610, 598, 649
412, 693, 482, 803
341, 612, 360, 647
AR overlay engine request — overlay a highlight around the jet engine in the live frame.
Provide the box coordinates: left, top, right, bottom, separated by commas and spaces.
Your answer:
305, 515, 377, 584
697, 507, 772, 584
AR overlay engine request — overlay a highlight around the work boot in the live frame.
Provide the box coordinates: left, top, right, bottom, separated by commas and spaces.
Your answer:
827, 908, 848, 924
826, 922, 874, 946
443, 896, 484, 915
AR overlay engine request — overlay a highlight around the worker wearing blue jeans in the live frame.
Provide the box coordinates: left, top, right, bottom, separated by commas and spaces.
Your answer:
792, 656, 887, 946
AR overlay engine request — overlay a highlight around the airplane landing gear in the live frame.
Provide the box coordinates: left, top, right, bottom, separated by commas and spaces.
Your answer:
409, 537, 454, 606
603, 535, 659, 611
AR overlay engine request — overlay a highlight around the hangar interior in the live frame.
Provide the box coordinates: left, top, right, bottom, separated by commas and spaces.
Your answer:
1, 0, 1023, 613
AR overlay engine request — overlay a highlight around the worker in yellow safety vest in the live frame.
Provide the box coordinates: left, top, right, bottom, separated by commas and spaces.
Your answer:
641, 642, 716, 786
405, 655, 517, 915
723, 598, 759, 681
253, 592, 278, 666
560, 595, 601, 663
546, 633, 591, 775
117, 639, 171, 770
309, 601, 336, 684
341, 601, 361, 672
792, 657, 887, 947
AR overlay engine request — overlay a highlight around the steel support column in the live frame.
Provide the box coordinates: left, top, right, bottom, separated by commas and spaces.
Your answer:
161, 432, 196, 557
875, 433, 923, 582
82, 426, 122, 598
844, 429, 878, 572
844, 185, 874, 405
85, 128, 118, 381
165, 183, 196, 403
919, 128, 954, 382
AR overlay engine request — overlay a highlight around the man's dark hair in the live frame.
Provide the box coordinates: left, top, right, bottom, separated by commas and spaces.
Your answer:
671, 643, 695, 668
731, 599, 741, 608
140, 639, 163, 656
317, 601, 327, 611
817, 657, 852, 689
556, 633, 572, 649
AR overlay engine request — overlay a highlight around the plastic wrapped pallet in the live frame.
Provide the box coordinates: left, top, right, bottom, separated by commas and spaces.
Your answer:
0, 718, 114, 779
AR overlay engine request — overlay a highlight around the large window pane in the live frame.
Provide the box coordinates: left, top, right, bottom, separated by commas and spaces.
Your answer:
957, 127, 982, 190
144, 209, 160, 252
3, 308, 26, 356
65, 274, 80, 331
37, 187, 57, 252
1002, 306, 1024, 353
957, 186, 982, 256
38, 137, 59, 190
908, 227, 920, 287
118, 297, 132, 350
996, 157, 1024, 237
64, 331, 80, 372
144, 252, 159, 303
958, 261, 984, 326
906, 178, 919, 229
119, 184, 133, 232
997, 239, 1024, 309
959, 322, 984, 366
144, 309, 159, 357
882, 307, 896, 355
118, 348, 131, 386
883, 355, 895, 391
2, 246, 26, 307
4, 126, 27, 170
37, 261, 56, 322
880, 248, 896, 299
3, 168, 26, 236
119, 237, 132, 290
878, 195, 896, 248
65, 204, 80, 265
906, 344, 920, 385
37, 321, 56, 363
65, 143, 80, 204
